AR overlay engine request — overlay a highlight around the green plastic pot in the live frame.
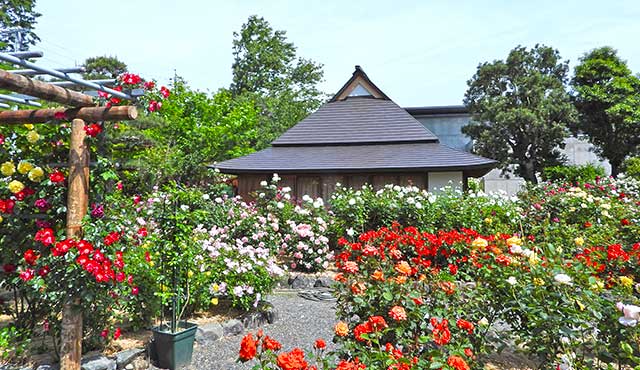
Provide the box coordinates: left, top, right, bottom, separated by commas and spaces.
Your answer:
151, 321, 198, 370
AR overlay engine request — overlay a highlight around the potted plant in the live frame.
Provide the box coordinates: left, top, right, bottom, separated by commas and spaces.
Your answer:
150, 187, 199, 370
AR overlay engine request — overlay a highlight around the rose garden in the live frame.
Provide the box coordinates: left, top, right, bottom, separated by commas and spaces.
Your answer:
1, 7, 640, 370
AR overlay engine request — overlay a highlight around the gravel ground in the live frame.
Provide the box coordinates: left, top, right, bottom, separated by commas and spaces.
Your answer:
188, 290, 338, 370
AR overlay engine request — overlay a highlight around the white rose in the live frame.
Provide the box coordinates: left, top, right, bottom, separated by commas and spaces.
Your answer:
260, 180, 268, 187
346, 228, 355, 237
348, 198, 356, 206
554, 273, 572, 285
507, 276, 517, 285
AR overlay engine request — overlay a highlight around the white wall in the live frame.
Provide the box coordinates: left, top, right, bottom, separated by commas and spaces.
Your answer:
428, 171, 463, 193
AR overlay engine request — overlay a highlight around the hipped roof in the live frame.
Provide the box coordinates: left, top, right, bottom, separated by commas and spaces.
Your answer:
216, 66, 496, 175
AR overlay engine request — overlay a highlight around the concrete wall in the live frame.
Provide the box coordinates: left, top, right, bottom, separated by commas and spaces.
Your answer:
412, 112, 610, 196
428, 171, 463, 192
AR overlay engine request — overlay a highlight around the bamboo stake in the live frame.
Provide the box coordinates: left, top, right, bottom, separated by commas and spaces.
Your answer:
60, 119, 90, 370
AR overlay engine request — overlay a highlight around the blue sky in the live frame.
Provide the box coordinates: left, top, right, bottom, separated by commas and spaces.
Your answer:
33, 0, 640, 107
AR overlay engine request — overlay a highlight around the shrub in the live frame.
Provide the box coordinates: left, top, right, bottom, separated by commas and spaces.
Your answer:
623, 157, 640, 180
541, 163, 605, 184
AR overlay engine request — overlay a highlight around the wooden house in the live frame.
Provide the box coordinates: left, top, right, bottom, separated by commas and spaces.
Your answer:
215, 66, 497, 200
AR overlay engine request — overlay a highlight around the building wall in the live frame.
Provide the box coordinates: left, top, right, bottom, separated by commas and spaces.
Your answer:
236, 171, 465, 200
412, 112, 610, 196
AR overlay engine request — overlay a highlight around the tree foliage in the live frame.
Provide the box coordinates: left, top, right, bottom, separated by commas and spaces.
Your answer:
571, 47, 640, 176
0, 0, 40, 51
112, 78, 260, 191
462, 44, 577, 183
230, 15, 325, 148
82, 55, 128, 80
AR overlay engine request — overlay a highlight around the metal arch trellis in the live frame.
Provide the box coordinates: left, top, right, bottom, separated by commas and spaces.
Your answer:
0, 45, 140, 370
0, 48, 144, 110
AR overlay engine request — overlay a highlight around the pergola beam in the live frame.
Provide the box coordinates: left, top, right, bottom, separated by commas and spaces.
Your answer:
0, 69, 94, 107
0, 106, 138, 124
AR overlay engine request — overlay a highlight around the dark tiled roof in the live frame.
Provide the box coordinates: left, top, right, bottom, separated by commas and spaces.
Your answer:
215, 143, 496, 174
272, 97, 439, 146
405, 105, 469, 116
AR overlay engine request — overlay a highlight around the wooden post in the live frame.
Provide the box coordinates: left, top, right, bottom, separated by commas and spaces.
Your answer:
60, 119, 90, 370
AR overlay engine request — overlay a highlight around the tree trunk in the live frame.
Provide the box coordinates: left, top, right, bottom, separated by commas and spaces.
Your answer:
60, 119, 90, 370
610, 160, 621, 178
522, 161, 538, 184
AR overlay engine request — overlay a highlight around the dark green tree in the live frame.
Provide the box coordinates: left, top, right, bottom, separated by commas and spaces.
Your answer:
0, 0, 40, 51
571, 47, 640, 176
230, 15, 325, 148
82, 55, 128, 80
462, 45, 577, 183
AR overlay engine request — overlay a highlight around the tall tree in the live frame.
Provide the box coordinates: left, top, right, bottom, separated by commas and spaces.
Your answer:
230, 15, 325, 148
462, 44, 577, 183
0, 0, 40, 51
82, 55, 128, 80
571, 47, 640, 176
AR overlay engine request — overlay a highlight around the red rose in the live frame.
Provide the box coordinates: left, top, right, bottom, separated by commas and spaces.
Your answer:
113, 327, 121, 340
431, 318, 451, 346
621, 219, 631, 226
238, 333, 257, 361
84, 123, 103, 138
19, 268, 35, 281
131, 286, 139, 295
456, 318, 475, 334
38, 265, 50, 277
49, 171, 65, 183
276, 348, 307, 370
262, 335, 282, 351
447, 355, 470, 370
313, 338, 326, 350
160, 86, 170, 98
34, 228, 56, 246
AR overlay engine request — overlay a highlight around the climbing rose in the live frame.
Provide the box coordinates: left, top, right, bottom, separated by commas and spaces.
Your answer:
84, 123, 103, 137
238, 333, 257, 361
160, 86, 170, 98
276, 348, 308, 370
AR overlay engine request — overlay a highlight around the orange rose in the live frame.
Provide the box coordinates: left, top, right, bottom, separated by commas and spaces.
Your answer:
351, 281, 366, 295
394, 261, 412, 275
238, 333, 257, 362
334, 321, 349, 337
371, 270, 384, 281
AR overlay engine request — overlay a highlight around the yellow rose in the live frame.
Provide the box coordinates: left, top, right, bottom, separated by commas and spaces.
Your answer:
590, 280, 604, 291
210, 297, 219, 306
23, 124, 34, 130
528, 252, 539, 266
8, 180, 24, 194
28, 167, 44, 182
187, 270, 194, 278
205, 271, 211, 277
533, 278, 545, 286
26, 130, 40, 144
506, 236, 522, 247
0, 215, 3, 223
149, 261, 155, 267
574, 237, 585, 247
472, 237, 488, 249
1, 161, 15, 176
484, 217, 493, 224
211, 283, 220, 293
620, 276, 634, 288
17, 161, 33, 175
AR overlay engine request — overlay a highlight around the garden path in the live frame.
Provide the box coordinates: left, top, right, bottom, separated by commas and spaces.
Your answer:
189, 290, 338, 370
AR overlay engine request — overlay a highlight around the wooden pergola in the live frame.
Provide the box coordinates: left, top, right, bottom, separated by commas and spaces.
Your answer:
0, 51, 139, 370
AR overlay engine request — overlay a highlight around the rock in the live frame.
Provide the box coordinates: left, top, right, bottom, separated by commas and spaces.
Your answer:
81, 355, 116, 370
265, 307, 278, 324
115, 348, 145, 369
222, 319, 244, 336
36, 366, 59, 370
314, 276, 333, 288
289, 275, 314, 289
130, 357, 148, 370
195, 322, 224, 344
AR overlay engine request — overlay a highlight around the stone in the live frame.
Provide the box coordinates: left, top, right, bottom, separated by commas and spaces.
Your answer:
124, 365, 133, 370
314, 276, 333, 288
195, 322, 224, 345
115, 348, 145, 369
222, 319, 244, 336
81, 355, 116, 370
265, 308, 278, 324
289, 275, 314, 289
35, 366, 59, 370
